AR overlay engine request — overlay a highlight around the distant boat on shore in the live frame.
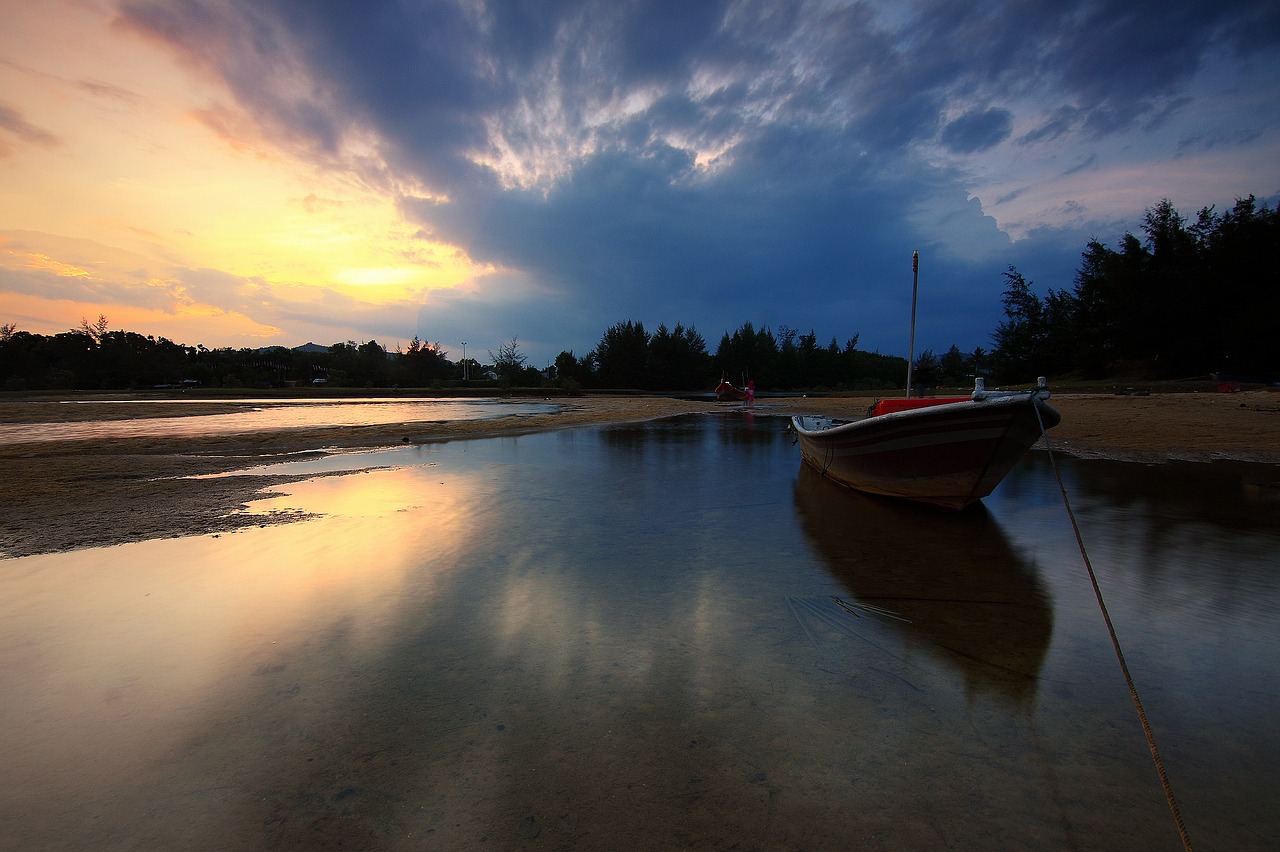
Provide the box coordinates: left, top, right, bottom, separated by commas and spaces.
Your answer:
714, 376, 754, 403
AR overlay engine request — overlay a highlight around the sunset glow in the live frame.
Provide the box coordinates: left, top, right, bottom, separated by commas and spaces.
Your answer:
0, 1, 480, 347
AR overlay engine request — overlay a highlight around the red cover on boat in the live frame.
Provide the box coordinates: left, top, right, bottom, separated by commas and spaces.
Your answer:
871, 397, 969, 416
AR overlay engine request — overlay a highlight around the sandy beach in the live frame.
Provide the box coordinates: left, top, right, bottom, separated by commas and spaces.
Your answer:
2, 390, 1277, 558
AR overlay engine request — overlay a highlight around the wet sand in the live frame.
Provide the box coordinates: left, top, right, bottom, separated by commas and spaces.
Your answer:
1, 390, 1277, 558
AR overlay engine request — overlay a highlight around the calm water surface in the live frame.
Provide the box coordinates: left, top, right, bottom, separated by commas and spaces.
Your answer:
1, 413, 1277, 850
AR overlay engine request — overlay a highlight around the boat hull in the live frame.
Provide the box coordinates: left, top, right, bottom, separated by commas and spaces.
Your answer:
791, 393, 1060, 510
714, 381, 749, 401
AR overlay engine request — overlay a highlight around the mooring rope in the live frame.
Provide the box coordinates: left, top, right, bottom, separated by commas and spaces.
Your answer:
1034, 401, 1194, 852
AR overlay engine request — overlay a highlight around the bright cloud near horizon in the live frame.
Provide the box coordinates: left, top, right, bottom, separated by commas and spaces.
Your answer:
2, 0, 1277, 368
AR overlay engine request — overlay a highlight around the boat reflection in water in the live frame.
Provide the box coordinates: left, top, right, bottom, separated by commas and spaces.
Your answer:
791, 462, 1054, 707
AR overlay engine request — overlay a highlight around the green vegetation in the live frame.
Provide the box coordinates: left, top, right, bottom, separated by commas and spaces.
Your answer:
3, 195, 1275, 394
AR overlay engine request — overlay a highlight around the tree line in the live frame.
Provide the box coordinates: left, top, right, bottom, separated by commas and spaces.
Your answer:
0, 314, 914, 393
554, 321, 926, 392
0, 322, 458, 391
992, 195, 1278, 382
3, 194, 1275, 394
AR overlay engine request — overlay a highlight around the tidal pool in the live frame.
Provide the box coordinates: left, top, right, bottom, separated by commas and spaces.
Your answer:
1, 413, 1276, 849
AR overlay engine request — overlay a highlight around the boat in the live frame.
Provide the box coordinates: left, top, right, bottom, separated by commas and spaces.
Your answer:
790, 251, 1060, 509
714, 375, 754, 403
791, 377, 1060, 510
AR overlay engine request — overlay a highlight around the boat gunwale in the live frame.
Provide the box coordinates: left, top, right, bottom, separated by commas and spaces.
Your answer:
790, 392, 1058, 438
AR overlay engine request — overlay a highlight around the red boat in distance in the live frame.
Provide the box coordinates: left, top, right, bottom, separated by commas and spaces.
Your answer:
714, 376, 755, 404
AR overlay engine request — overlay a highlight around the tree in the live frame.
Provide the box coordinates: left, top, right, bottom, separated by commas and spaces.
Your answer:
715, 322, 778, 388
647, 323, 711, 389
1141, 197, 1208, 373
991, 268, 1045, 382
1072, 239, 1123, 376
967, 347, 989, 380
911, 349, 941, 390
553, 350, 591, 388
1204, 196, 1280, 376
794, 329, 821, 387
356, 340, 391, 386
1040, 287, 1078, 378
400, 336, 452, 385
775, 325, 799, 388
844, 344, 908, 390
490, 337, 528, 384
592, 321, 650, 388
938, 344, 967, 386
77, 314, 109, 344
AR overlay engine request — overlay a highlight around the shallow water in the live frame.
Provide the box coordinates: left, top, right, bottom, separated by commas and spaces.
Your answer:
1, 413, 1277, 849
0, 397, 560, 444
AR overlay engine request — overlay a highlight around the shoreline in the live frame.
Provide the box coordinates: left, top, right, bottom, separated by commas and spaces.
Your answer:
2, 390, 1277, 558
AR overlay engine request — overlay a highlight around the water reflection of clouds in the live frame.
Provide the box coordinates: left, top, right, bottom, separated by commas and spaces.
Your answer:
6, 417, 1280, 848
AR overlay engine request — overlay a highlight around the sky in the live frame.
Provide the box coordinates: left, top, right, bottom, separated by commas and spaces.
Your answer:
2, 0, 1278, 369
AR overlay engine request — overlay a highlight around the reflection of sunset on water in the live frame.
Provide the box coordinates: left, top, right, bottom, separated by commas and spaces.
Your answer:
234, 465, 486, 620
0, 464, 489, 840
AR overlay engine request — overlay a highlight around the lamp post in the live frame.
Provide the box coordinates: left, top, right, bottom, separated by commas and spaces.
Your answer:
906, 251, 918, 399
461, 341, 468, 381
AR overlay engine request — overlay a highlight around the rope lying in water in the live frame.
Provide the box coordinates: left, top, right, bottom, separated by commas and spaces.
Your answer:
1034, 402, 1194, 852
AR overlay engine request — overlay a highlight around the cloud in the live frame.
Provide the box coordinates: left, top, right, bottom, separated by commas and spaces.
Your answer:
1018, 106, 1082, 146
940, 108, 1014, 154
0, 101, 60, 151
1061, 153, 1098, 178
10, 0, 1275, 363
117, 0, 1280, 195
77, 78, 144, 105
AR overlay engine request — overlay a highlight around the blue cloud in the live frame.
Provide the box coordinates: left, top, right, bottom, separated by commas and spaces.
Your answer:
940, 108, 1013, 154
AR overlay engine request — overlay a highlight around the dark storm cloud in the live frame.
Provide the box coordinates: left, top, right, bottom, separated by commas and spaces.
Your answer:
417, 120, 1012, 355
940, 108, 1013, 154
114, 0, 1280, 357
